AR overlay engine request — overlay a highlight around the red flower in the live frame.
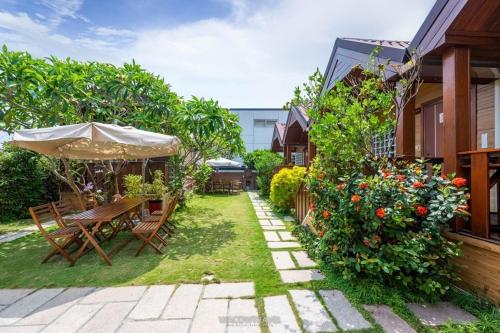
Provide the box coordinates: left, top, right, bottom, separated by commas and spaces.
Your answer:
412, 181, 425, 189
451, 177, 467, 188
382, 170, 391, 178
416, 205, 428, 216
359, 182, 369, 189
309, 203, 316, 211
322, 210, 330, 219
351, 194, 361, 203
336, 183, 346, 191
375, 208, 385, 218
319, 231, 325, 238
363, 239, 371, 246
395, 174, 405, 182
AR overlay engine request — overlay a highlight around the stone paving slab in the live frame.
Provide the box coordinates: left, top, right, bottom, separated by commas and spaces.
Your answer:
203, 282, 254, 299
267, 241, 300, 249
291, 251, 316, 268
128, 285, 175, 320
319, 290, 371, 331
79, 301, 135, 333
80, 286, 146, 304
0, 325, 45, 333
227, 299, 260, 333
278, 231, 296, 241
41, 303, 102, 333
272, 252, 295, 270
162, 284, 203, 319
269, 220, 284, 227
264, 295, 300, 333
0, 222, 56, 244
118, 319, 191, 333
259, 220, 272, 227
0, 288, 64, 326
262, 225, 286, 231
279, 269, 325, 283
406, 302, 478, 326
264, 231, 280, 242
190, 299, 229, 333
0, 289, 34, 306
364, 305, 416, 333
16, 287, 94, 326
256, 212, 268, 218
289, 290, 336, 332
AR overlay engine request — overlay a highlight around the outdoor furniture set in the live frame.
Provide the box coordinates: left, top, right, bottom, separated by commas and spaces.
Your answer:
206, 180, 242, 194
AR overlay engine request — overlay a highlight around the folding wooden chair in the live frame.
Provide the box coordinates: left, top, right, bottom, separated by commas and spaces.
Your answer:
29, 203, 83, 266
51, 198, 75, 228
132, 196, 178, 256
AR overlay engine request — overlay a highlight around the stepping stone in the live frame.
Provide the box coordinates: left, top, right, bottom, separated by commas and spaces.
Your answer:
41, 304, 102, 333
162, 284, 203, 319
0, 325, 45, 332
279, 269, 325, 283
284, 216, 294, 222
256, 212, 267, 218
319, 290, 371, 331
81, 286, 146, 304
227, 299, 260, 333
0, 289, 34, 305
17, 287, 94, 325
203, 282, 254, 299
190, 299, 229, 333
270, 220, 284, 226
263, 225, 286, 231
406, 302, 478, 326
364, 305, 416, 333
128, 285, 175, 320
259, 220, 271, 227
289, 290, 336, 332
0, 288, 64, 326
278, 231, 296, 241
291, 251, 316, 268
264, 231, 280, 242
264, 295, 301, 333
118, 319, 191, 333
267, 241, 300, 249
272, 252, 296, 270
265, 212, 277, 217
79, 302, 135, 333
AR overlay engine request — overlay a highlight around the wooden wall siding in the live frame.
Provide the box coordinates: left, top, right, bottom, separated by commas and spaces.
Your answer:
415, 112, 422, 157
445, 231, 500, 304
415, 83, 442, 108
476, 83, 495, 149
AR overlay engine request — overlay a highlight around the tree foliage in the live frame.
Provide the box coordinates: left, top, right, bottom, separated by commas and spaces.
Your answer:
270, 166, 306, 211
244, 149, 283, 196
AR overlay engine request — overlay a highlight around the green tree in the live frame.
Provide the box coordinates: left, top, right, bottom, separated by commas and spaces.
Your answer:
244, 150, 283, 196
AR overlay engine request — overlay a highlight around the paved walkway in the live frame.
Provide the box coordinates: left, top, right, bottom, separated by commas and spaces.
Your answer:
0, 221, 56, 244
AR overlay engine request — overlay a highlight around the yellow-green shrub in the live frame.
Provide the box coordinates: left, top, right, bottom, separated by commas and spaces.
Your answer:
270, 166, 306, 211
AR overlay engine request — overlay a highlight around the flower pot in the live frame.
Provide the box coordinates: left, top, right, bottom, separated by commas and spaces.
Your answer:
148, 199, 163, 213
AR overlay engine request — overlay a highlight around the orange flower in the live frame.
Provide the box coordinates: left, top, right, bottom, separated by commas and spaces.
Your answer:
375, 208, 385, 218
336, 183, 346, 191
451, 177, 467, 188
319, 231, 325, 238
309, 203, 316, 211
382, 170, 391, 178
395, 174, 405, 182
415, 166, 422, 175
351, 194, 361, 203
322, 210, 330, 219
412, 181, 425, 189
415, 205, 428, 216
359, 182, 369, 189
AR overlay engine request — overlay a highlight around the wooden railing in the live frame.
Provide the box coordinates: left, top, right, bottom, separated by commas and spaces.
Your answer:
295, 182, 312, 224
458, 148, 500, 239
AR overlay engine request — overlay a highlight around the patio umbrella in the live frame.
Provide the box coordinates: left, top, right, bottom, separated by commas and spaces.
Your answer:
10, 122, 180, 160
206, 157, 242, 168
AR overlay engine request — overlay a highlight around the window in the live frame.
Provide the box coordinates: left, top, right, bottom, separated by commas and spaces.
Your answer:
291, 152, 304, 165
254, 119, 278, 127
372, 131, 395, 157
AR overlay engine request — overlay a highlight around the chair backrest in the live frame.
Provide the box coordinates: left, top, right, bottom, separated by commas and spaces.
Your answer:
50, 199, 74, 228
29, 203, 56, 237
157, 195, 179, 226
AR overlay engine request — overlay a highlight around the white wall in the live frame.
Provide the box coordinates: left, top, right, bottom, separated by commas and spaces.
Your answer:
230, 108, 288, 155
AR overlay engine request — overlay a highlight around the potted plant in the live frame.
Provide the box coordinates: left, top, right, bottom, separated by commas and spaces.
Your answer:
146, 170, 167, 213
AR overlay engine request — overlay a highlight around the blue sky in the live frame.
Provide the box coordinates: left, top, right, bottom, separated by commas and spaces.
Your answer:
0, 0, 436, 107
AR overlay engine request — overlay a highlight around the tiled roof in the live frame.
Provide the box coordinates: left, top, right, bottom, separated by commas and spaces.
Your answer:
295, 105, 310, 122
275, 122, 286, 139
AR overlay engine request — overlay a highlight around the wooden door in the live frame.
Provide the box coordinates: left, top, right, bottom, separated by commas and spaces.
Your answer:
423, 99, 444, 159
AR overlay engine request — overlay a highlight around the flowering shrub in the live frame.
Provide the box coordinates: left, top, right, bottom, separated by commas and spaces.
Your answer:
270, 166, 306, 211
307, 160, 469, 294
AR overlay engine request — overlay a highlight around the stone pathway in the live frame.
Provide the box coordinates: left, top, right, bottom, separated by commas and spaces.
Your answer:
0, 221, 56, 244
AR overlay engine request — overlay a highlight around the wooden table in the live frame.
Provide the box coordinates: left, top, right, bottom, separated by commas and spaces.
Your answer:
65, 198, 146, 266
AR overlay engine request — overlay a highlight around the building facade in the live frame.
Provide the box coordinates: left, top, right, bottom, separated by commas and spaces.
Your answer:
230, 108, 288, 155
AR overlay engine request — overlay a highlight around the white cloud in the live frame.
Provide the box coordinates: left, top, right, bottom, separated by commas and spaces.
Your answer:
0, 0, 436, 107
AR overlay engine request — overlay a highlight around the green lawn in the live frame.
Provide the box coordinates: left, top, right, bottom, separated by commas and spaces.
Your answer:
0, 218, 32, 235
0, 193, 283, 296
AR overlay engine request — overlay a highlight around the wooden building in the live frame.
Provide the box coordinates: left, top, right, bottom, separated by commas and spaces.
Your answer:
319, 0, 500, 302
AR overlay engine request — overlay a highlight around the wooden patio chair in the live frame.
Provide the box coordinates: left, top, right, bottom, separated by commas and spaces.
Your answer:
29, 203, 83, 266
132, 196, 178, 256
51, 198, 75, 228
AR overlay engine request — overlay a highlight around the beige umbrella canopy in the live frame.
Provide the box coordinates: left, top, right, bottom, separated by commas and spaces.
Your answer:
10, 122, 180, 160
